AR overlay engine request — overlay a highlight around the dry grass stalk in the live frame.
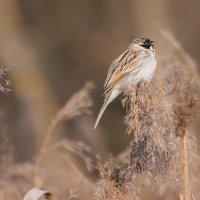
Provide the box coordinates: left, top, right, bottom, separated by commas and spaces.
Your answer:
34, 82, 94, 182
182, 135, 191, 200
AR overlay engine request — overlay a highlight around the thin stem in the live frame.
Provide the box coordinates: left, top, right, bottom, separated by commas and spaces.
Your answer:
182, 135, 191, 200
34, 117, 59, 184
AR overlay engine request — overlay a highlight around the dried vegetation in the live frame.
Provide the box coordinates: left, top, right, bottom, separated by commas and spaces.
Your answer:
0, 33, 200, 200
0, 66, 11, 93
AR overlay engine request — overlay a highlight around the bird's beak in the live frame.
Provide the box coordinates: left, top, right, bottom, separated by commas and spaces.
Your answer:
151, 41, 156, 45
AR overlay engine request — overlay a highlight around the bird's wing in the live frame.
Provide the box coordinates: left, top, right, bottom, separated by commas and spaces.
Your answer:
104, 50, 129, 88
103, 50, 139, 96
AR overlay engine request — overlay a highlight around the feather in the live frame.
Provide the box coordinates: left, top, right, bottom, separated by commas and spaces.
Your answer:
94, 90, 120, 129
103, 57, 139, 96
104, 50, 136, 88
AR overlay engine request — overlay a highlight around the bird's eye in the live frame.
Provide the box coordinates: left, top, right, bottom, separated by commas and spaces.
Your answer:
141, 41, 151, 49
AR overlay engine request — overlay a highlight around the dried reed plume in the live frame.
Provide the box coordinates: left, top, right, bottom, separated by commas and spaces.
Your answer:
95, 156, 138, 200
124, 83, 182, 192
34, 81, 94, 184
163, 58, 199, 138
0, 66, 11, 93
95, 82, 182, 200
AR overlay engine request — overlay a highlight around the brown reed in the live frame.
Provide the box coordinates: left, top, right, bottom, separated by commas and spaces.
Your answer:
34, 82, 94, 183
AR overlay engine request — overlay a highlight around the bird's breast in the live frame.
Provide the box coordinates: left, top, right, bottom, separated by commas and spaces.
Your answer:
137, 52, 156, 82
120, 52, 156, 90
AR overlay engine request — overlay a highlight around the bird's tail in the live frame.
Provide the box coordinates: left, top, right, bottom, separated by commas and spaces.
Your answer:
94, 90, 119, 129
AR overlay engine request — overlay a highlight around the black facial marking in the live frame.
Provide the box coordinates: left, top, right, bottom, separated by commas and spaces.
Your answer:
141, 39, 154, 49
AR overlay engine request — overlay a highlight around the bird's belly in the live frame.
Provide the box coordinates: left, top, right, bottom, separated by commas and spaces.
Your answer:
135, 56, 156, 82
120, 55, 156, 90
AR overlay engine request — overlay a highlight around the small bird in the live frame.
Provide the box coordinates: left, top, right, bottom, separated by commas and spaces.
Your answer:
94, 37, 157, 129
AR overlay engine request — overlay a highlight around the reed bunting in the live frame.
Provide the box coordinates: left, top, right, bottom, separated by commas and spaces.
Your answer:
94, 38, 157, 129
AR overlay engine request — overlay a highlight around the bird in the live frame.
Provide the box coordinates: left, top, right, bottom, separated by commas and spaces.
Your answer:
94, 37, 157, 129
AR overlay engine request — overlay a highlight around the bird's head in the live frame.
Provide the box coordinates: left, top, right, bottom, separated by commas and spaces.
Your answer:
129, 37, 156, 51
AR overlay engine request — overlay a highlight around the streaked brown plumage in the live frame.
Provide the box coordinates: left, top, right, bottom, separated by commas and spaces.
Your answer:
94, 38, 157, 129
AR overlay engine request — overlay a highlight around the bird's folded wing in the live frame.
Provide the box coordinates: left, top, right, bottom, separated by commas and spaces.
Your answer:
103, 54, 139, 96
104, 50, 130, 88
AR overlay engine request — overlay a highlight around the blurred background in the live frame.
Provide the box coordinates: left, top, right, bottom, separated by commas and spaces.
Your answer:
0, 1, 199, 198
